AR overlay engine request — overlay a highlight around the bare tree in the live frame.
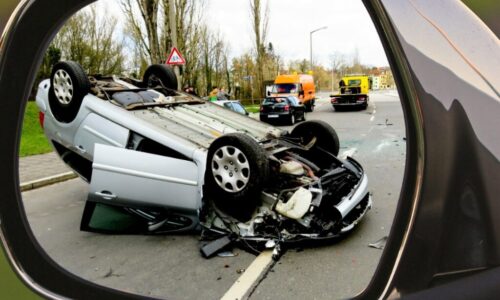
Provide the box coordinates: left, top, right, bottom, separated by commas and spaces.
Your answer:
249, 0, 269, 98
121, 0, 162, 64
329, 51, 346, 91
51, 7, 125, 75
350, 47, 362, 74
122, 0, 205, 86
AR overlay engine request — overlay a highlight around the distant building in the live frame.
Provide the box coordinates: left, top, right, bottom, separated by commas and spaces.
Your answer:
371, 76, 381, 90
368, 67, 394, 90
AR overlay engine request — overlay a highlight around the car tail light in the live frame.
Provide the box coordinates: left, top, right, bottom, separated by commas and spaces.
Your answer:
38, 111, 45, 129
331, 98, 337, 103
284, 105, 290, 111
260, 106, 264, 112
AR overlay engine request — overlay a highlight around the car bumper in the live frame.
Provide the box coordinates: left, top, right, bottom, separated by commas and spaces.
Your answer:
332, 102, 366, 106
260, 112, 291, 120
335, 173, 369, 219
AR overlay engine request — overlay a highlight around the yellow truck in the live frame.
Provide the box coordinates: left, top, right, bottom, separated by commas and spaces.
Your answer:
269, 73, 316, 112
330, 75, 370, 110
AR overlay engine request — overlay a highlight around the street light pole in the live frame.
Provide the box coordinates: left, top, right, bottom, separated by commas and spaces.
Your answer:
309, 26, 328, 72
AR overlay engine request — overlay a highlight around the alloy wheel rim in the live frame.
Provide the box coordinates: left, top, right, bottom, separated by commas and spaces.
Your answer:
212, 146, 250, 193
53, 69, 73, 105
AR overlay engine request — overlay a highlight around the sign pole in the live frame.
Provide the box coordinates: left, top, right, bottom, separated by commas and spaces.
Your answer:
169, 0, 181, 90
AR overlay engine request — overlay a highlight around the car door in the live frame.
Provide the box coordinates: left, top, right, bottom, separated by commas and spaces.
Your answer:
231, 102, 249, 115
88, 144, 200, 212
288, 96, 304, 119
73, 113, 130, 159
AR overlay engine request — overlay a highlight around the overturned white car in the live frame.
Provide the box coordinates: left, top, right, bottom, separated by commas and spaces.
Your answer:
36, 61, 371, 257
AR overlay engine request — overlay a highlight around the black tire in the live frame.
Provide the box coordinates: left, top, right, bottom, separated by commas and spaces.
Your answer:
289, 112, 296, 125
205, 133, 269, 219
143, 64, 178, 90
48, 61, 90, 123
361, 96, 369, 110
305, 101, 314, 112
290, 120, 340, 156
302, 112, 306, 122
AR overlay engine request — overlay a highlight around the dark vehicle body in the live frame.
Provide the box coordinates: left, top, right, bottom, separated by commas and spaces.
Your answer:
259, 96, 306, 125
0, 0, 499, 299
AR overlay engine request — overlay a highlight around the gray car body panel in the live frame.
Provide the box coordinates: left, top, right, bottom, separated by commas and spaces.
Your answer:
359, 0, 500, 298
89, 144, 200, 211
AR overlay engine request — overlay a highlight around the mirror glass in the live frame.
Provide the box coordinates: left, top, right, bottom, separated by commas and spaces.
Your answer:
21, 0, 405, 298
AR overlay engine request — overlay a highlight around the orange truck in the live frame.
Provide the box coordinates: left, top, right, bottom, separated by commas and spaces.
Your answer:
268, 74, 316, 111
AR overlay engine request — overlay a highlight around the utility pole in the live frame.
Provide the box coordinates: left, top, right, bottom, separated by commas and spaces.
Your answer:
169, 0, 181, 90
310, 26, 328, 72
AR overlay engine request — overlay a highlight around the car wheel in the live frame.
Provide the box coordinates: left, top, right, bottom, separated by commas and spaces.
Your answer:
205, 133, 269, 220
48, 61, 90, 123
302, 112, 306, 121
290, 120, 340, 156
305, 102, 312, 112
143, 64, 178, 90
290, 113, 296, 125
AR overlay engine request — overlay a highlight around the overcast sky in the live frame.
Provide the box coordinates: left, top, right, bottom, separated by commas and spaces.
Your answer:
99, 0, 389, 68
204, 0, 389, 67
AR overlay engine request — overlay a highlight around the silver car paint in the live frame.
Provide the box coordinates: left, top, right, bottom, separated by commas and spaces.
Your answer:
36, 79, 289, 213
90, 144, 200, 211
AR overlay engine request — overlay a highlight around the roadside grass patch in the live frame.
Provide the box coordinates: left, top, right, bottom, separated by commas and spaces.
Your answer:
244, 104, 260, 113
20, 101, 52, 157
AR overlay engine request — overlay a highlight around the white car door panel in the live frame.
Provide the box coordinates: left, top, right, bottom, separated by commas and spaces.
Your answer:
74, 113, 129, 157
89, 144, 200, 212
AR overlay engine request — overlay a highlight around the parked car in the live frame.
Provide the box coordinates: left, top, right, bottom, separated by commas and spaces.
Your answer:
259, 96, 306, 125
270, 73, 316, 112
34, 61, 370, 254
212, 99, 249, 115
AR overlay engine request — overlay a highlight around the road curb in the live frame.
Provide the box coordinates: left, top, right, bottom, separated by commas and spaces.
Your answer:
20, 171, 77, 192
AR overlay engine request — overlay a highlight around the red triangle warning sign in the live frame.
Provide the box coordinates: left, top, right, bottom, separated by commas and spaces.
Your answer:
166, 47, 186, 65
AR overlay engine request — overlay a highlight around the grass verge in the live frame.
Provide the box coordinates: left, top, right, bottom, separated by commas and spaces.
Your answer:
244, 104, 260, 114
19, 101, 52, 157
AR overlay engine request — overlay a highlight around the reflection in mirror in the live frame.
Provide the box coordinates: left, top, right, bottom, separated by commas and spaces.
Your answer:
21, 0, 405, 298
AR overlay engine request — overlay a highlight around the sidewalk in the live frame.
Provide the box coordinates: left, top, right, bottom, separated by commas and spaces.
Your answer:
19, 152, 72, 184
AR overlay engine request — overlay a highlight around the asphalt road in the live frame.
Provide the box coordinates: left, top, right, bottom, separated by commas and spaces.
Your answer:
22, 90, 406, 299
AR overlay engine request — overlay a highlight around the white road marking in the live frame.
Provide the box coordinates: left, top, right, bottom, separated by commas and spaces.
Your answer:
341, 148, 358, 159
370, 115, 375, 122
221, 251, 274, 300
374, 141, 392, 152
